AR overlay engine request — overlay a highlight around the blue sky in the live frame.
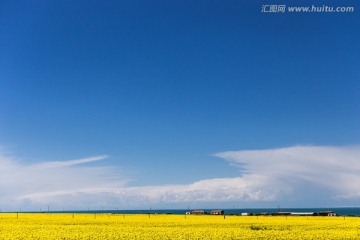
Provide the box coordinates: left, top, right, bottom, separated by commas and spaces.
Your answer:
1, 0, 360, 211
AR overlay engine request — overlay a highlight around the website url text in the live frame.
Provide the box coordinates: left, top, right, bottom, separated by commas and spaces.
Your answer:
261, 5, 355, 13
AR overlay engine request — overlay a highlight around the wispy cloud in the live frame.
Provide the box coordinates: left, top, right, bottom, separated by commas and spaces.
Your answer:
37, 155, 109, 168
0, 153, 128, 210
2, 145, 360, 210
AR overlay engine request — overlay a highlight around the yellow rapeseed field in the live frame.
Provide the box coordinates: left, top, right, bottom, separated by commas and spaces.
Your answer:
0, 213, 359, 239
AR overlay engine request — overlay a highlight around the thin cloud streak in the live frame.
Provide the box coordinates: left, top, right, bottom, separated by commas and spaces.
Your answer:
37, 155, 109, 168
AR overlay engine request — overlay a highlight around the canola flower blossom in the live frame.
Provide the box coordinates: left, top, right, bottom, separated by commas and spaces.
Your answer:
0, 213, 360, 239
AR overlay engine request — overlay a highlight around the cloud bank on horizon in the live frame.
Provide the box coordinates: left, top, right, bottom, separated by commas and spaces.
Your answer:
1, 145, 360, 210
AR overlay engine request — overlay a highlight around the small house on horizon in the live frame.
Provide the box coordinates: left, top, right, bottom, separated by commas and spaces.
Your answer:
317, 211, 336, 216
210, 210, 224, 215
191, 210, 205, 215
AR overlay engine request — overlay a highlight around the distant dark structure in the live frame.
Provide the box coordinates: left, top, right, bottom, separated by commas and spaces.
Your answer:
316, 211, 336, 216
190, 209, 225, 215
191, 210, 205, 215
210, 210, 224, 215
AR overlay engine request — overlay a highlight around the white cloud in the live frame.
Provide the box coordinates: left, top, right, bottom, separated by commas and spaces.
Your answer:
1, 145, 360, 210
215, 145, 360, 201
0, 153, 128, 210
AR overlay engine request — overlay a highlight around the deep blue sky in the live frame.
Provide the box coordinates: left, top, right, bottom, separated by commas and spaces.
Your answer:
1, 0, 359, 189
